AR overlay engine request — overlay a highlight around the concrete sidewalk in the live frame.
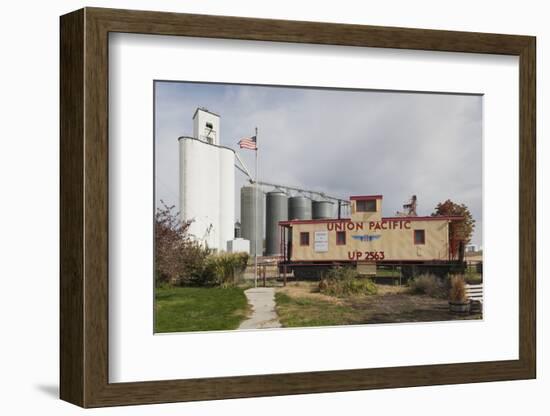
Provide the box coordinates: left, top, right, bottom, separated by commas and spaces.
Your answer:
238, 287, 282, 330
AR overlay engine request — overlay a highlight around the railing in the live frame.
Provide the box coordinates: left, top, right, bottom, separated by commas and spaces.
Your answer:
465, 283, 483, 303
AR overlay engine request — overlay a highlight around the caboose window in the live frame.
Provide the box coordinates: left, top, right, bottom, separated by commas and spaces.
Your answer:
356, 199, 377, 212
414, 229, 425, 245
300, 232, 310, 246
336, 231, 346, 245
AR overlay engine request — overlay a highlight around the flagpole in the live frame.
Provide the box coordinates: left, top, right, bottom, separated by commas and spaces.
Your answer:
254, 127, 258, 288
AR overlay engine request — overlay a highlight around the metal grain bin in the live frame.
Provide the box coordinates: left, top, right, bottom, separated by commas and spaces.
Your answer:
288, 196, 312, 221
265, 191, 288, 256
240, 186, 264, 256
312, 200, 334, 219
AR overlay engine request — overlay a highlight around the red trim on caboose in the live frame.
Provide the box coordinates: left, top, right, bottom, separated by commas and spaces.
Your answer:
278, 215, 463, 226
349, 195, 383, 201
279, 218, 352, 226
382, 215, 464, 222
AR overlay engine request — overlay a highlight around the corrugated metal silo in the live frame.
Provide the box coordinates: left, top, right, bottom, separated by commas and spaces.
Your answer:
240, 186, 264, 256
288, 196, 312, 220
265, 191, 288, 256
312, 200, 334, 219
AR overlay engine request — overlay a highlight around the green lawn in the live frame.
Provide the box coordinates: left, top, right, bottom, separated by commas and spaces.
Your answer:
155, 286, 249, 333
275, 292, 359, 327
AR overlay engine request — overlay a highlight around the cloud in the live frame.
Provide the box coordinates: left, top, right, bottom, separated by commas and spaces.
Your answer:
155, 82, 483, 246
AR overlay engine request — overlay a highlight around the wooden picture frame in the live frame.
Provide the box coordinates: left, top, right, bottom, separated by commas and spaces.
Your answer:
60, 7, 536, 408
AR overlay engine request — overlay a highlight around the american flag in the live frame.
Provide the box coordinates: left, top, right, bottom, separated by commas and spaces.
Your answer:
238, 136, 257, 150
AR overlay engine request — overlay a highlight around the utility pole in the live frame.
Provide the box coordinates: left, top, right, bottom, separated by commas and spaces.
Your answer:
254, 127, 259, 288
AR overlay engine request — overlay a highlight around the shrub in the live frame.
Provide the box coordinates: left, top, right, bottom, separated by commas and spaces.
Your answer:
234, 252, 250, 274
449, 275, 467, 302
154, 202, 252, 287
324, 266, 358, 282
198, 252, 250, 287
408, 273, 446, 298
155, 201, 211, 287
319, 267, 377, 297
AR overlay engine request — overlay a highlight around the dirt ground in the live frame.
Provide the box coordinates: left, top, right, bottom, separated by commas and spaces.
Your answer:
349, 292, 480, 324
276, 281, 481, 325
278, 281, 345, 304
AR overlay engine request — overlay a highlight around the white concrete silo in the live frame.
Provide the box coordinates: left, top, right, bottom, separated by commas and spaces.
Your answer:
218, 146, 236, 250
179, 108, 235, 252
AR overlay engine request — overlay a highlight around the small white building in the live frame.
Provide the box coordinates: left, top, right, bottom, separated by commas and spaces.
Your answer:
179, 108, 236, 252
227, 238, 250, 254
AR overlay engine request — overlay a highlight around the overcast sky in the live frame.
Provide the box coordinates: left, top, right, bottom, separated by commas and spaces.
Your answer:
155, 82, 483, 247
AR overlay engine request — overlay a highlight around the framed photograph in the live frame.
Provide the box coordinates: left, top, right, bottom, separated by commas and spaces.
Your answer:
60, 7, 536, 408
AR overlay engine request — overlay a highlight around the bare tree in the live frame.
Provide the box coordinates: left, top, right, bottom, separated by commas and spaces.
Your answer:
155, 201, 210, 286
